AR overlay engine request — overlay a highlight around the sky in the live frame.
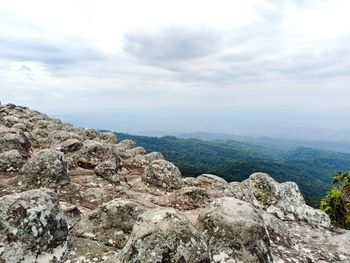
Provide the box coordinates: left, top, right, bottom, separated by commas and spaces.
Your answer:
1, 0, 350, 139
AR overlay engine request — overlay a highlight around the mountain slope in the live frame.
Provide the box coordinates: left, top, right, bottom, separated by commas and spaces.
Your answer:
116, 133, 350, 204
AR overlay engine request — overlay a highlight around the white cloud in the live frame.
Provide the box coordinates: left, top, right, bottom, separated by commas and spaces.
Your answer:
0, 0, 350, 136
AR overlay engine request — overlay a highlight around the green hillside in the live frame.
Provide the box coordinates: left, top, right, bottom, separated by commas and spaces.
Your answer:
116, 133, 350, 205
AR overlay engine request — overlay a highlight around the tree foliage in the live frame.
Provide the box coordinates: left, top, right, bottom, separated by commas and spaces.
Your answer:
320, 172, 350, 229
116, 133, 350, 206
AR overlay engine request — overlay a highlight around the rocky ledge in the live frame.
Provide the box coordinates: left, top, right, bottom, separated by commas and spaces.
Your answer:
0, 103, 349, 263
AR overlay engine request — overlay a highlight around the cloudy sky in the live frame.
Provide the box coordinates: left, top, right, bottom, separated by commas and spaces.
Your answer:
1, 0, 350, 139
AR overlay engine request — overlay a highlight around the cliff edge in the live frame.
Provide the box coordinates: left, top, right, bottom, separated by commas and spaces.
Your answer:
0, 103, 349, 263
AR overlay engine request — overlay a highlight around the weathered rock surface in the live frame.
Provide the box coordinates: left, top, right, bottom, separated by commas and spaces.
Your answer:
74, 199, 146, 249
130, 151, 164, 168
73, 140, 120, 169
0, 150, 25, 172
112, 209, 210, 263
0, 189, 68, 262
142, 159, 183, 191
18, 149, 70, 189
245, 172, 330, 228
52, 138, 83, 154
0, 103, 349, 263
197, 197, 273, 263
94, 160, 121, 183
153, 186, 212, 210
0, 127, 31, 157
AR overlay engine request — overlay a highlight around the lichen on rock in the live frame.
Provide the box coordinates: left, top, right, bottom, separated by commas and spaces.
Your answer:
18, 149, 70, 189
0, 188, 69, 262
142, 159, 183, 191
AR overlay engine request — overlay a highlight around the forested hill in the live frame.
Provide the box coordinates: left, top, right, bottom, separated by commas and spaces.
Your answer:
116, 133, 350, 205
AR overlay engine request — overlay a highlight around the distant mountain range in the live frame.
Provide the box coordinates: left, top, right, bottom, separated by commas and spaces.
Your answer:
116, 132, 350, 206
177, 132, 350, 153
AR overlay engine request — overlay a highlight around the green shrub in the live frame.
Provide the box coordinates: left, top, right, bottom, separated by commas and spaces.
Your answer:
320, 172, 350, 229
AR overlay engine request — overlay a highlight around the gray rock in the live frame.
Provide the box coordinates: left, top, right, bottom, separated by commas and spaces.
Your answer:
131, 152, 164, 168
78, 128, 100, 140
196, 197, 272, 263
48, 130, 82, 146
0, 189, 68, 262
18, 149, 70, 189
31, 128, 49, 148
113, 139, 146, 159
11, 122, 28, 131
94, 160, 121, 183
154, 187, 212, 210
245, 173, 331, 228
196, 174, 228, 188
1, 115, 20, 127
98, 132, 118, 144
0, 150, 25, 172
46, 123, 68, 132
0, 127, 31, 157
113, 208, 210, 263
53, 138, 83, 154
74, 199, 146, 248
123, 146, 147, 159
33, 119, 53, 129
115, 139, 137, 150
74, 140, 120, 169
223, 181, 261, 208
142, 159, 183, 191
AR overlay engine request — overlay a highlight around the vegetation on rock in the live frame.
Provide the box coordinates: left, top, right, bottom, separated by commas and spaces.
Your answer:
321, 171, 350, 229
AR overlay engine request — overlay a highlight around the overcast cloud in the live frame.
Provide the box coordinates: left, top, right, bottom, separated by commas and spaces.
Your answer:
1, 0, 350, 139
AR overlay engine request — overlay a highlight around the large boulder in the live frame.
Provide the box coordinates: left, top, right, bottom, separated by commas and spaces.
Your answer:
94, 160, 121, 184
97, 131, 118, 144
52, 138, 83, 154
245, 173, 330, 227
48, 130, 82, 146
113, 139, 146, 159
196, 174, 228, 189
1, 115, 20, 127
123, 146, 147, 159
154, 187, 212, 210
0, 150, 25, 172
115, 139, 137, 150
130, 152, 164, 168
112, 208, 210, 263
196, 197, 272, 263
223, 182, 261, 208
18, 149, 70, 189
0, 127, 31, 157
78, 128, 100, 140
74, 199, 146, 248
142, 159, 183, 191
31, 128, 49, 148
0, 189, 68, 262
74, 140, 120, 169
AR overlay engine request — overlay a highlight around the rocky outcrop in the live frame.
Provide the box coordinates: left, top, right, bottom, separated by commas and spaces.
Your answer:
52, 138, 83, 154
73, 140, 120, 169
130, 151, 164, 168
112, 209, 210, 263
94, 160, 120, 184
245, 173, 330, 228
74, 199, 146, 249
142, 159, 183, 191
0, 189, 68, 262
0, 150, 25, 172
18, 149, 70, 189
153, 186, 212, 210
0, 103, 349, 263
197, 197, 272, 263
0, 127, 31, 157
